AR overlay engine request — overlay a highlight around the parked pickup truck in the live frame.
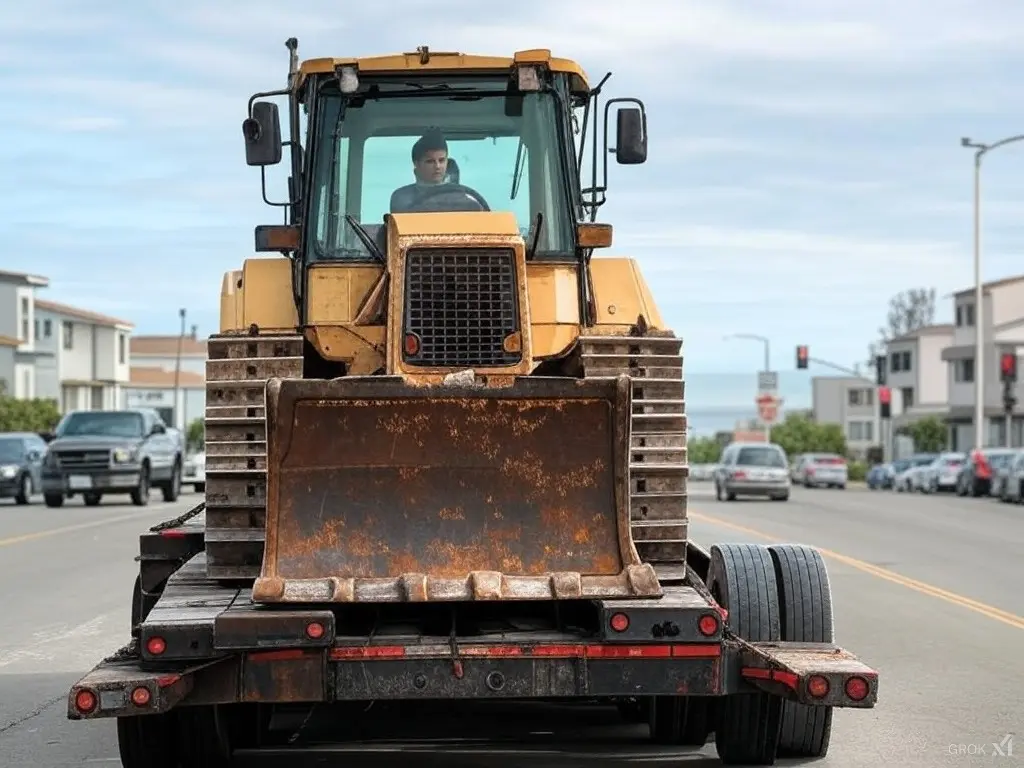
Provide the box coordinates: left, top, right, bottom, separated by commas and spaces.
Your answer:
40, 408, 183, 507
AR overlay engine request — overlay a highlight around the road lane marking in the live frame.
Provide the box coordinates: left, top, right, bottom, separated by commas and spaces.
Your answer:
0, 510, 161, 548
689, 511, 1024, 631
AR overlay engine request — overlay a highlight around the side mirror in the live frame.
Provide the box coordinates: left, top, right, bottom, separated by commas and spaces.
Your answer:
150, 423, 166, 436
615, 107, 647, 165
27, 450, 40, 461
242, 101, 283, 167
39, 432, 55, 444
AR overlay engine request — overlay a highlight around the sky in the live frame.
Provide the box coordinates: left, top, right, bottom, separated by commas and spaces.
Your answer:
3, 0, 1024, 397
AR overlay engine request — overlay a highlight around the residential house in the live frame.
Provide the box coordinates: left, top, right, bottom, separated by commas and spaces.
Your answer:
34, 299, 134, 412
127, 332, 208, 430
940, 275, 1024, 449
811, 376, 878, 460
124, 366, 207, 431
0, 268, 51, 399
882, 324, 955, 431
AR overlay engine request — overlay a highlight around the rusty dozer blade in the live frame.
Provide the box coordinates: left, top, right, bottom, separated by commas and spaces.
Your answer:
251, 374, 661, 604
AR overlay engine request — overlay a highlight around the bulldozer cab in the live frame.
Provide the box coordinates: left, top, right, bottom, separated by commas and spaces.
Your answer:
232, 45, 666, 606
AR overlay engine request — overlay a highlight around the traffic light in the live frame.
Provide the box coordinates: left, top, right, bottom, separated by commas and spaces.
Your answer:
879, 386, 891, 419
875, 355, 887, 386
1000, 352, 1017, 383
796, 345, 809, 369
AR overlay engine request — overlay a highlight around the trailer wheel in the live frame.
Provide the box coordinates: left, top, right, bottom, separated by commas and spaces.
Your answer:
768, 544, 834, 758
177, 705, 233, 767
648, 695, 712, 746
707, 543, 782, 766
116, 712, 179, 768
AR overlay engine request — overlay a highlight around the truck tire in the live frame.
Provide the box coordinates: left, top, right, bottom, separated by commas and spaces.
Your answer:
648, 694, 712, 746
131, 463, 151, 506
177, 705, 233, 767
44, 493, 64, 508
707, 543, 782, 765
768, 544, 834, 758
161, 458, 182, 502
116, 712, 179, 768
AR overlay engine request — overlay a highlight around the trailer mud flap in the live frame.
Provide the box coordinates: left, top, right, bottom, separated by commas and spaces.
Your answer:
252, 374, 660, 604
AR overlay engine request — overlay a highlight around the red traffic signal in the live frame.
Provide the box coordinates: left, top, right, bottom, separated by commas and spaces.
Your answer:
796, 345, 809, 369
1000, 352, 1017, 382
878, 386, 891, 405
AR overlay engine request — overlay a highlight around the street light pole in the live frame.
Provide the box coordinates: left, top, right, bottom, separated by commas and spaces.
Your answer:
173, 309, 186, 431
961, 134, 1024, 451
725, 333, 772, 441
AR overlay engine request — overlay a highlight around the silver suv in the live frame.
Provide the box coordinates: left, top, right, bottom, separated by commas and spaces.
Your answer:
714, 442, 791, 502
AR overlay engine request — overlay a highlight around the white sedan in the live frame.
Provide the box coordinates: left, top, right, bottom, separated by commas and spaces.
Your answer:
183, 451, 206, 492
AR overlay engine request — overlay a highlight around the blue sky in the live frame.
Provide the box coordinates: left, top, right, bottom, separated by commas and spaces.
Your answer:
3, 0, 1024, 390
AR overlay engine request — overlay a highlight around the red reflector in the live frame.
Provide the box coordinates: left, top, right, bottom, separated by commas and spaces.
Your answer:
329, 646, 406, 660
845, 675, 870, 701
159, 530, 187, 538
156, 674, 180, 688
75, 689, 97, 714
131, 686, 151, 706
305, 621, 325, 640
587, 644, 672, 658
403, 333, 420, 355
145, 636, 166, 655
609, 612, 629, 632
807, 675, 830, 698
697, 614, 719, 636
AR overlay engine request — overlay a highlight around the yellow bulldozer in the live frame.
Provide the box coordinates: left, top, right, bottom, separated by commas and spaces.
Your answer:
67, 39, 878, 767
205, 40, 687, 603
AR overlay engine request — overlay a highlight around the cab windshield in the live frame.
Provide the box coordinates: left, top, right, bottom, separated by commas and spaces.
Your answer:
306, 76, 576, 262
56, 412, 145, 438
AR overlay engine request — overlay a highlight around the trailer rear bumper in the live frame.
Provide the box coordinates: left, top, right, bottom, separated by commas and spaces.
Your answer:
67, 637, 877, 720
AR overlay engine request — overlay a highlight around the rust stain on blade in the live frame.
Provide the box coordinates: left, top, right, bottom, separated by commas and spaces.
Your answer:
253, 375, 660, 603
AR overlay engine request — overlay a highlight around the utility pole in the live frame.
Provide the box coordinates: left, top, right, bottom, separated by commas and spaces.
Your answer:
173, 309, 186, 430
961, 134, 1024, 449
724, 333, 775, 442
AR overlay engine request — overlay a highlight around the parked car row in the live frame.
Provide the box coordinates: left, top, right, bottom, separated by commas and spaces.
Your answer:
0, 409, 206, 507
867, 447, 1024, 502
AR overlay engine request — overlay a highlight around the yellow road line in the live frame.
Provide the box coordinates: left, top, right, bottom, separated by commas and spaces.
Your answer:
689, 510, 1024, 631
0, 511, 159, 548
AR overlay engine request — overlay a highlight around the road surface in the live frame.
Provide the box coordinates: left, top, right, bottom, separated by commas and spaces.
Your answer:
0, 485, 1020, 766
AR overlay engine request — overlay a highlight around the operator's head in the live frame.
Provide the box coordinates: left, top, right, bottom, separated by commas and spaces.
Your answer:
412, 129, 448, 185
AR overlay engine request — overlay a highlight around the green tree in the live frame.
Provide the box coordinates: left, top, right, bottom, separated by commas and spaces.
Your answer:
186, 418, 205, 451
688, 436, 722, 464
0, 396, 62, 432
769, 413, 848, 458
902, 415, 947, 453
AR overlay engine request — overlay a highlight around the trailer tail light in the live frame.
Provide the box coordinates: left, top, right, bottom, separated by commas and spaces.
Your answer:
845, 675, 869, 701
306, 621, 325, 640
131, 686, 151, 707
74, 689, 97, 715
697, 614, 720, 636
609, 613, 629, 632
146, 636, 166, 656
807, 675, 830, 698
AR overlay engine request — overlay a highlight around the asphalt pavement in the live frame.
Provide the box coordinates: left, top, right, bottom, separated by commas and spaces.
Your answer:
0, 484, 1020, 767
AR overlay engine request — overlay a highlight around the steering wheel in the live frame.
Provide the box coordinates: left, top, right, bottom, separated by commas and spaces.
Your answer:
409, 183, 491, 213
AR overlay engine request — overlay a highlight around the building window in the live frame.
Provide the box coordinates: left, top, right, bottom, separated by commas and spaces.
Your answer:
954, 358, 975, 383
118, 334, 126, 364
890, 350, 911, 372
44, 319, 52, 338
848, 387, 874, 406
848, 420, 874, 442
20, 297, 29, 341
62, 321, 74, 350
956, 303, 976, 327
901, 387, 914, 408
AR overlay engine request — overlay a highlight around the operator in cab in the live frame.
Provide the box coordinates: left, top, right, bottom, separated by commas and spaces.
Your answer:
389, 128, 477, 213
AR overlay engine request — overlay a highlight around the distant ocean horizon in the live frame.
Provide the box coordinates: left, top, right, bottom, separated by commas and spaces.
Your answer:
683, 372, 814, 436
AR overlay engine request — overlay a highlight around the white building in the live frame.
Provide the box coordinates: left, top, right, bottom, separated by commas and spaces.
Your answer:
125, 333, 208, 430
882, 324, 954, 430
34, 299, 134, 412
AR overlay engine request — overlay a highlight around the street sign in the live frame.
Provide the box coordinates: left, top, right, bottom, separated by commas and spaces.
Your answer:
757, 370, 778, 394
756, 393, 781, 425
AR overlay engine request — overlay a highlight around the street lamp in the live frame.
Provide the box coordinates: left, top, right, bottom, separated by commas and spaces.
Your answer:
174, 309, 186, 430
724, 333, 772, 440
961, 135, 1024, 450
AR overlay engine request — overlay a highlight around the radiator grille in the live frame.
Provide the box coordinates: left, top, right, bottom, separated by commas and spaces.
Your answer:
53, 450, 110, 471
403, 247, 521, 367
